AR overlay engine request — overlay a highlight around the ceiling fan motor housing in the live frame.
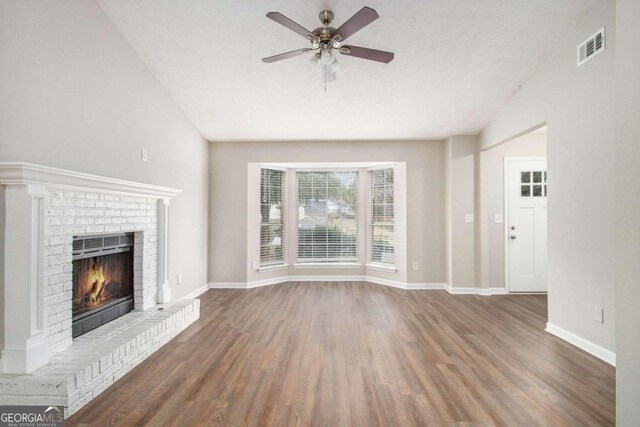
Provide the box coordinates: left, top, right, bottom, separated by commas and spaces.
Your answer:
319, 10, 334, 26
313, 26, 337, 47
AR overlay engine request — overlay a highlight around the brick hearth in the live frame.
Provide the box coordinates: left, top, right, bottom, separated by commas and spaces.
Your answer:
0, 299, 199, 416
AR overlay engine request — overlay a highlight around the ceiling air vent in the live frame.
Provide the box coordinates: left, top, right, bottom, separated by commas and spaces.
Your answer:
577, 27, 605, 67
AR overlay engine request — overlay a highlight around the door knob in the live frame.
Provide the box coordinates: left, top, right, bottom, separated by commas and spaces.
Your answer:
510, 235, 517, 240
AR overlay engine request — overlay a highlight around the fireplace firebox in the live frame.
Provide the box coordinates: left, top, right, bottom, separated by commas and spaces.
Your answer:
72, 233, 135, 338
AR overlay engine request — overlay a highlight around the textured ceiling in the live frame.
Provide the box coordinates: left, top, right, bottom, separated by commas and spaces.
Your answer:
97, 0, 596, 142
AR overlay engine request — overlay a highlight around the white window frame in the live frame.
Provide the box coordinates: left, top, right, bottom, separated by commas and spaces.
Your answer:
366, 165, 397, 271
295, 168, 360, 265
258, 166, 287, 269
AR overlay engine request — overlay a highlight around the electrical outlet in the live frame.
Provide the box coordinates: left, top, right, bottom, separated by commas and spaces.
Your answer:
494, 214, 504, 224
594, 306, 604, 323
176, 273, 182, 285
412, 262, 419, 271
464, 214, 474, 223
141, 148, 148, 162
251, 260, 259, 270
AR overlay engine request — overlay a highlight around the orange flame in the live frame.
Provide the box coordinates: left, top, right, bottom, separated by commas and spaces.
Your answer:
85, 263, 110, 307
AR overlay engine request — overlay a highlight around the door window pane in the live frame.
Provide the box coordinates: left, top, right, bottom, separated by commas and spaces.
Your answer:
533, 171, 543, 183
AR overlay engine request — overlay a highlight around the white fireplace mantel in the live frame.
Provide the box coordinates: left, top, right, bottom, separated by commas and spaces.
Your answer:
0, 162, 182, 199
0, 162, 181, 374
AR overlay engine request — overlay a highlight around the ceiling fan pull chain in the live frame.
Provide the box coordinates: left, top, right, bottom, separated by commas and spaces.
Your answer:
323, 67, 327, 92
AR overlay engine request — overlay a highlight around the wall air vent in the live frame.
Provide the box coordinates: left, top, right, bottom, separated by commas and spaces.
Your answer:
577, 27, 605, 67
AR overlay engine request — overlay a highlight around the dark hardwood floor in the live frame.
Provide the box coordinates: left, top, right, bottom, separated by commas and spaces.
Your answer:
68, 282, 615, 426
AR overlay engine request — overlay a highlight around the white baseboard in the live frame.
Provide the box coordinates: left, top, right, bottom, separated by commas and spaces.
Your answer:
445, 284, 478, 294
212, 276, 369, 289
209, 282, 248, 289
545, 322, 616, 366
365, 276, 408, 289
444, 284, 506, 295
295, 275, 367, 282
407, 282, 446, 290
247, 276, 289, 288
181, 283, 210, 299
209, 278, 506, 297
479, 287, 507, 296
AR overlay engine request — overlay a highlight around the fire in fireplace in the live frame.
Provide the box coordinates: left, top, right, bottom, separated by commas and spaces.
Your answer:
73, 253, 132, 316
72, 233, 134, 337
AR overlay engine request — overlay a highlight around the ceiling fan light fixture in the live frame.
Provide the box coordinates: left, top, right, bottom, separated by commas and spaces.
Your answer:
320, 50, 335, 65
330, 58, 341, 72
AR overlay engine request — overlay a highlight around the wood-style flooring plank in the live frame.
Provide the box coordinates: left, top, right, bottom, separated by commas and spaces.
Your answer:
67, 282, 615, 426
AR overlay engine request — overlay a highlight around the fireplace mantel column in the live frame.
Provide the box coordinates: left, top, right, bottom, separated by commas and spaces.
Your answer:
1, 184, 49, 374
156, 198, 171, 303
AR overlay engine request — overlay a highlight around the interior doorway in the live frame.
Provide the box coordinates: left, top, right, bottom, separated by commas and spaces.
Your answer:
505, 157, 547, 292
480, 125, 547, 294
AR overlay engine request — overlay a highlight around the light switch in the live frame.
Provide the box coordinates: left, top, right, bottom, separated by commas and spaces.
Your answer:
594, 306, 604, 323
495, 214, 504, 224
464, 214, 474, 223
251, 260, 259, 270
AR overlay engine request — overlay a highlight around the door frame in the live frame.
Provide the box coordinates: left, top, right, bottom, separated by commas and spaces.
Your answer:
503, 156, 547, 293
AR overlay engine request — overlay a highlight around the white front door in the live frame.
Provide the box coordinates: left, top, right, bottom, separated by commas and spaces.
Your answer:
506, 159, 547, 292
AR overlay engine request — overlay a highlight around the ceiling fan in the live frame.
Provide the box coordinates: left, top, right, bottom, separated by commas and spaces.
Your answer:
262, 6, 394, 84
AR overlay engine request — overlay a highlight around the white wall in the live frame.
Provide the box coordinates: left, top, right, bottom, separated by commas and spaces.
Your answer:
615, 0, 640, 423
479, 133, 547, 289
444, 136, 478, 288
0, 1, 209, 300
480, 0, 616, 354
209, 141, 445, 285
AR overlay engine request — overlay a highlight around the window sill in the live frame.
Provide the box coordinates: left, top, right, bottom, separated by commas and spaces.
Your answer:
293, 263, 362, 269
365, 263, 397, 273
258, 263, 289, 273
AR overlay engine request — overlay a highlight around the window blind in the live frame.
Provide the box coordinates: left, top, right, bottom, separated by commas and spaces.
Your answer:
296, 171, 358, 263
260, 168, 285, 266
369, 168, 395, 265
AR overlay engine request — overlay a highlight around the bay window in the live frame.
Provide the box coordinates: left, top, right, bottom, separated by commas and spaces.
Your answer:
251, 162, 402, 276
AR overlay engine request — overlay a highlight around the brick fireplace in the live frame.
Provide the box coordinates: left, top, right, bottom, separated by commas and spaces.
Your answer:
0, 162, 200, 415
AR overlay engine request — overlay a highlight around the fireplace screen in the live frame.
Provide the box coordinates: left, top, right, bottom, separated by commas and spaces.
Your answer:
72, 233, 134, 337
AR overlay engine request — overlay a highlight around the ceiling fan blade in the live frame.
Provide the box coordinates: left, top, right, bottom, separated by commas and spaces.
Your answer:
340, 45, 394, 63
262, 48, 314, 63
266, 12, 316, 40
323, 65, 336, 83
334, 7, 379, 42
